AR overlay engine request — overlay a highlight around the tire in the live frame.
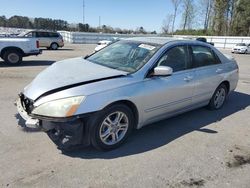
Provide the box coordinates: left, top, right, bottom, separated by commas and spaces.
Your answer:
3, 50, 22, 66
244, 50, 247, 54
89, 104, 135, 151
50, 43, 59, 50
208, 84, 228, 110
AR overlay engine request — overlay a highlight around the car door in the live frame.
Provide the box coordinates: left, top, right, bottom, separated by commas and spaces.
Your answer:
190, 45, 224, 105
43, 32, 52, 47
141, 45, 196, 124
36, 32, 49, 47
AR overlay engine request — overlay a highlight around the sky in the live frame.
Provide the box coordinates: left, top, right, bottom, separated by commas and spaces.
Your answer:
0, 0, 183, 32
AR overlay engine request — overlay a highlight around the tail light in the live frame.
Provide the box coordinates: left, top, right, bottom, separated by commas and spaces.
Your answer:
36, 40, 40, 48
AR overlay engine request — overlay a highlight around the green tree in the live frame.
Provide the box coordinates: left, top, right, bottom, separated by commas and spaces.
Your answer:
0, 16, 7, 27
231, 0, 250, 36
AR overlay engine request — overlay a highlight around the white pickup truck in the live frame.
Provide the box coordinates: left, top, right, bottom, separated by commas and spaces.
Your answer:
0, 37, 41, 65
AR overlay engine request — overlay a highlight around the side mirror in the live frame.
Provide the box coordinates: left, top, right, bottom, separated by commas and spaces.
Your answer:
153, 66, 173, 76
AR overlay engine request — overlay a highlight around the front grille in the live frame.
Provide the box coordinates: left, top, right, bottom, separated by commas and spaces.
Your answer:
19, 93, 34, 114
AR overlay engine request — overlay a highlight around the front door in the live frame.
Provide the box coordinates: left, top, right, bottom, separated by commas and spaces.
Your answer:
141, 45, 195, 124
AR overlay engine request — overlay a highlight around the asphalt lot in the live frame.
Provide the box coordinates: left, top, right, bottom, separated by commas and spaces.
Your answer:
0, 44, 249, 188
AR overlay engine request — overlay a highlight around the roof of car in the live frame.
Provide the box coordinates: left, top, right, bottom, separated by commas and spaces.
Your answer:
124, 37, 215, 48
27, 30, 58, 33
125, 37, 182, 45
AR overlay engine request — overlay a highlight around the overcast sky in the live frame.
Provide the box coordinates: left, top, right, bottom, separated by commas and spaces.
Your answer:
0, 0, 184, 32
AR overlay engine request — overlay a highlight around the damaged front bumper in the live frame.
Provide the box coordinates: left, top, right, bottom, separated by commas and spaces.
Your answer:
15, 95, 91, 150
16, 96, 40, 129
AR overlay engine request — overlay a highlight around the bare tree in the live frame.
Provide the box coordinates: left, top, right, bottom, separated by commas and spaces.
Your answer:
202, 0, 214, 30
162, 14, 173, 34
182, 0, 194, 30
171, 0, 182, 34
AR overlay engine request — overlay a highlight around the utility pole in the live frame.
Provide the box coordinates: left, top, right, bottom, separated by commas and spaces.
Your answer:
99, 16, 101, 28
83, 0, 85, 25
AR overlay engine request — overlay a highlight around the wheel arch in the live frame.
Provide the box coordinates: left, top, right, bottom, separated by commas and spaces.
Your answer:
104, 100, 139, 129
220, 80, 230, 93
50, 42, 59, 47
0, 46, 24, 58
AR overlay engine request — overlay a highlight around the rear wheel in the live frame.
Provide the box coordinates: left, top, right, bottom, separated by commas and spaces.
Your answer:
50, 43, 59, 50
208, 84, 228, 110
89, 104, 134, 151
3, 50, 22, 66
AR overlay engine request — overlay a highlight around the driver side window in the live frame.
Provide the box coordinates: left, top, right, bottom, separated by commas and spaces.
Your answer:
157, 45, 190, 72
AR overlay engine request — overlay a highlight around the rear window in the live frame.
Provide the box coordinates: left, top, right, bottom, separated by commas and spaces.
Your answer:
36, 32, 49, 37
191, 46, 221, 67
49, 32, 60, 38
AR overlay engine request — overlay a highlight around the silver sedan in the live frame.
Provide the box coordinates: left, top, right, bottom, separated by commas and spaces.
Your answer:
16, 37, 239, 151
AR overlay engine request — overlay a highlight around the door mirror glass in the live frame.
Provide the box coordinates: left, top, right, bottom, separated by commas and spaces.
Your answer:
153, 66, 173, 76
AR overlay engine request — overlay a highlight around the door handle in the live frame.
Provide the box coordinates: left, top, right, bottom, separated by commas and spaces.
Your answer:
216, 68, 223, 73
184, 76, 193, 82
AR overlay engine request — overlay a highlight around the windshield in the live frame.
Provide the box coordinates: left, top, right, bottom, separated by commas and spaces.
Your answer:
236, 43, 246, 46
18, 31, 32, 37
87, 41, 160, 73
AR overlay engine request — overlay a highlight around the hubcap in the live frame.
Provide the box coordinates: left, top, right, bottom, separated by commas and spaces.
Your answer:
8, 53, 19, 63
99, 111, 129, 145
214, 88, 226, 109
52, 44, 58, 49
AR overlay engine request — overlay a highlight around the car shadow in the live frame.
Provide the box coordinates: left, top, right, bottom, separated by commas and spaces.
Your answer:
42, 48, 74, 51
0, 60, 55, 67
63, 91, 250, 159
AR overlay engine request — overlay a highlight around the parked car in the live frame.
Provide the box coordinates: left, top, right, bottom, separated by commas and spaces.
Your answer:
16, 37, 239, 151
196, 37, 214, 46
94, 38, 119, 52
231, 43, 250, 54
0, 37, 41, 65
18, 30, 64, 50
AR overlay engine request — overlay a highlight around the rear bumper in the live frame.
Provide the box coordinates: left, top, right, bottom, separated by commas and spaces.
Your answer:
24, 49, 42, 57
15, 96, 91, 150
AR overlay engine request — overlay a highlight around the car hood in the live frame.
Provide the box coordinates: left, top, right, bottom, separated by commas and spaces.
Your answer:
23, 57, 127, 100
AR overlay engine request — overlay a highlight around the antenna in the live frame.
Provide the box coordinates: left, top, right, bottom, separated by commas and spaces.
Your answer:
83, 0, 85, 24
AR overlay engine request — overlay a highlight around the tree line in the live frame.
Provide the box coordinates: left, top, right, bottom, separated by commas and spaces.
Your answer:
0, 15, 156, 34
162, 0, 250, 36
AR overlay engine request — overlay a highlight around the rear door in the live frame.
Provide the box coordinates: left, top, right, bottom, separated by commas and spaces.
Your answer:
190, 45, 224, 105
36, 32, 50, 47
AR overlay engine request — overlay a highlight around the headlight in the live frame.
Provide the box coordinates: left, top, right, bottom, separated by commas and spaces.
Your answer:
32, 96, 85, 117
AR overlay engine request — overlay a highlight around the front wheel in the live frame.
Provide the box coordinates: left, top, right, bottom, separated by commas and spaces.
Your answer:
208, 84, 228, 110
89, 104, 135, 151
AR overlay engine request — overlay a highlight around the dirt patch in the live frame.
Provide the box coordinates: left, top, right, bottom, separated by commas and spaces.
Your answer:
180, 178, 205, 187
227, 155, 250, 168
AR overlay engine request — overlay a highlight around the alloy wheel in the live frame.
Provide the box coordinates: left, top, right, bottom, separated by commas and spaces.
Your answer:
99, 111, 129, 145
214, 88, 226, 109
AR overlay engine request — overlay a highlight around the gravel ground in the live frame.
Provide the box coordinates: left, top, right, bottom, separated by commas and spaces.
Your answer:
0, 44, 249, 188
